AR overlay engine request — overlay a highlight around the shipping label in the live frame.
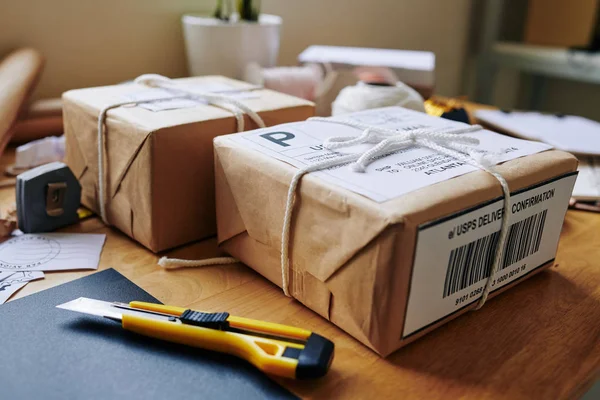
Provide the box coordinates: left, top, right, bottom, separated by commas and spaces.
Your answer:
402, 173, 577, 337
228, 107, 554, 202
122, 82, 258, 112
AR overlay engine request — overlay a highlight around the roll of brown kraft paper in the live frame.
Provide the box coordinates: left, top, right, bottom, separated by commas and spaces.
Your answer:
12, 115, 63, 144
19, 97, 62, 119
0, 48, 45, 154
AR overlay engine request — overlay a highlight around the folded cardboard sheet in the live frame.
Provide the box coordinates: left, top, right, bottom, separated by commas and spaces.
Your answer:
0, 48, 45, 156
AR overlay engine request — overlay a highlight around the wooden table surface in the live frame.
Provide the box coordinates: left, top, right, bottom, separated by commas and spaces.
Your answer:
3, 146, 599, 400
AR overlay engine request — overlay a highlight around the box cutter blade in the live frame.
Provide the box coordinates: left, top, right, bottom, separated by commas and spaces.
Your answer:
57, 297, 334, 379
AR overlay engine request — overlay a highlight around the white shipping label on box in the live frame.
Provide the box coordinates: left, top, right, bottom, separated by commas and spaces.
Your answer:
402, 173, 577, 337
228, 107, 553, 202
121, 88, 205, 111
122, 83, 259, 112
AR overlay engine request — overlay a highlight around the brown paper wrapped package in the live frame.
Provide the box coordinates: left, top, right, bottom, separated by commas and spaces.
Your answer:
63, 76, 314, 252
214, 134, 578, 356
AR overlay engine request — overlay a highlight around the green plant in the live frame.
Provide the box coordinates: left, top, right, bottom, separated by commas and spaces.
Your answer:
213, 0, 260, 22
237, 0, 260, 22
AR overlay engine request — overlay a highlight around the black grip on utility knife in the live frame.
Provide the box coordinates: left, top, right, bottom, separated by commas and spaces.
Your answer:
179, 310, 230, 330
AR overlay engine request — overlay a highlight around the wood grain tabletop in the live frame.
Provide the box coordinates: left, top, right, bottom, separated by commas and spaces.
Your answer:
2, 146, 599, 400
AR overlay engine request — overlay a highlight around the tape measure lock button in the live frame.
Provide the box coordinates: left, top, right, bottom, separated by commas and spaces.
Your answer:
16, 162, 81, 233
45, 182, 67, 217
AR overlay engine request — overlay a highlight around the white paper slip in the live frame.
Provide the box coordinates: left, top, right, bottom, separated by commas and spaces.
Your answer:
0, 282, 27, 304
0, 233, 106, 271
572, 157, 600, 200
228, 107, 553, 203
140, 98, 204, 112
15, 135, 65, 169
475, 110, 600, 156
122, 82, 260, 112
403, 173, 577, 337
0, 270, 44, 304
0, 270, 44, 283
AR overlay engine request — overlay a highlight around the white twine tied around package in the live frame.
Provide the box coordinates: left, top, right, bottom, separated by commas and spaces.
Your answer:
279, 118, 512, 310
158, 115, 512, 310
96, 74, 266, 232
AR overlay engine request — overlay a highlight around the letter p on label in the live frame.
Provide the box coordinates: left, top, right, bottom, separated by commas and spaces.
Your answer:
259, 131, 295, 147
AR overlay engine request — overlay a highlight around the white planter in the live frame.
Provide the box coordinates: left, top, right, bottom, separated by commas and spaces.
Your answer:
182, 14, 282, 79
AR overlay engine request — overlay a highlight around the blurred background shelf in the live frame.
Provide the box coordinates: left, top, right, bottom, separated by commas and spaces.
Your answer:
473, 0, 600, 113
490, 41, 600, 84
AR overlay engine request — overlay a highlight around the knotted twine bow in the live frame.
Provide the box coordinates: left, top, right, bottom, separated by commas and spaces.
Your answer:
279, 117, 511, 310
96, 74, 266, 228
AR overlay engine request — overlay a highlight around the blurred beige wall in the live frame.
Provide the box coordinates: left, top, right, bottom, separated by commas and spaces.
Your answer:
0, 0, 473, 99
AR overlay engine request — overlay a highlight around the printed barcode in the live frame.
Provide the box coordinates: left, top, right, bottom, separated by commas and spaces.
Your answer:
442, 209, 548, 298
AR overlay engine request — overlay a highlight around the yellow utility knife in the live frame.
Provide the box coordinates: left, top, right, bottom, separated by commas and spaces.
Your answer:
57, 298, 334, 379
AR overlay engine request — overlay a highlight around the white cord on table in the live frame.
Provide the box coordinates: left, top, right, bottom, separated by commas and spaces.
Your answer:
157, 256, 238, 270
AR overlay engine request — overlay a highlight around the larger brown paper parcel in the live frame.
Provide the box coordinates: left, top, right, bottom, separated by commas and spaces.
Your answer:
63, 76, 314, 252
214, 107, 578, 356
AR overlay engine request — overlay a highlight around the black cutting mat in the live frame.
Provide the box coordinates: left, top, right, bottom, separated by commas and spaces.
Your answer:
0, 268, 297, 400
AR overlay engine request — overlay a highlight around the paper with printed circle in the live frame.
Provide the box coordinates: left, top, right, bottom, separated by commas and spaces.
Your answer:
0, 233, 106, 272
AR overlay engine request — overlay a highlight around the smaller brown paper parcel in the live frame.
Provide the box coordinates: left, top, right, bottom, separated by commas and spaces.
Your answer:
63, 76, 314, 252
